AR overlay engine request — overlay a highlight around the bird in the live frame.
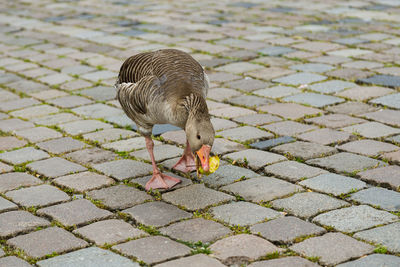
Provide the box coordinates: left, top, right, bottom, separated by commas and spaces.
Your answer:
115, 49, 215, 191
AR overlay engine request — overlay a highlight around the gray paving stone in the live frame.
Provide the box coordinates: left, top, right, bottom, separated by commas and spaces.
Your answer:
27, 157, 87, 178
309, 80, 356, 93
259, 103, 322, 120
0, 136, 27, 151
290, 63, 334, 73
362, 109, 400, 127
337, 254, 400, 267
290, 233, 374, 266
0, 256, 32, 267
86, 185, 152, 210
154, 254, 225, 267
211, 138, 246, 155
258, 46, 295, 56
354, 222, 400, 253
326, 102, 378, 115
7, 80, 49, 94
5, 184, 70, 207
92, 159, 152, 181
160, 218, 231, 243
123, 201, 192, 227
272, 141, 337, 160
254, 85, 300, 98
31, 113, 80, 126
221, 176, 303, 203
223, 149, 287, 170
0, 210, 50, 238
79, 86, 116, 101
228, 95, 276, 107
133, 172, 193, 191
272, 72, 326, 85
300, 173, 367, 196
37, 247, 140, 267
47, 95, 93, 108
113, 236, 191, 265
298, 128, 353, 145
211, 117, 238, 131
265, 121, 318, 136
203, 165, 259, 188
349, 187, 400, 211
233, 114, 281, 126
226, 78, 269, 92
248, 257, 319, 267
54, 171, 114, 193
338, 139, 398, 156
265, 160, 328, 182
0, 172, 42, 193
0, 98, 39, 112
250, 216, 326, 244
306, 152, 387, 174
14, 126, 62, 143
250, 136, 296, 150
83, 128, 137, 144
37, 137, 88, 154
73, 219, 147, 246
0, 147, 49, 165
103, 137, 160, 152
219, 126, 273, 143
210, 234, 280, 264
0, 161, 12, 173
342, 122, 400, 138
0, 195, 17, 212
59, 120, 113, 135
272, 192, 349, 218
7, 227, 88, 258
358, 165, 400, 190
360, 75, 400, 90
211, 201, 282, 226
338, 86, 394, 102
305, 114, 366, 128
162, 184, 234, 211
313, 205, 398, 233
283, 92, 345, 107
130, 144, 182, 162
10, 105, 59, 120
37, 199, 113, 227
65, 147, 117, 166
72, 103, 123, 119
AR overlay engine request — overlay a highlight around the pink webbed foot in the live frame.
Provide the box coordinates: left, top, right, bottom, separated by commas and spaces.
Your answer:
172, 154, 197, 173
145, 172, 181, 191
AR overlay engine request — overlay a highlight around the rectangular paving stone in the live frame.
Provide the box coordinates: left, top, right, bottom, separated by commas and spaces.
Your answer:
92, 159, 152, 181
259, 103, 322, 120
349, 187, 400, 211
0, 256, 32, 267
272, 72, 327, 85
0, 161, 12, 173
221, 176, 303, 203
283, 92, 345, 107
65, 147, 117, 166
337, 86, 394, 101
27, 157, 87, 178
0, 147, 49, 165
58, 120, 113, 135
254, 85, 300, 98
223, 149, 287, 170
264, 161, 328, 182
86, 184, 152, 210
73, 219, 147, 246
83, 128, 137, 144
272, 192, 349, 218
362, 109, 400, 127
37, 199, 113, 227
313, 205, 398, 233
228, 95, 276, 108
123, 201, 192, 227
300, 173, 366, 196
0, 98, 39, 112
7, 227, 88, 259
160, 218, 232, 243
203, 165, 260, 188
113, 236, 191, 265
358, 166, 400, 191
37, 137, 88, 154
290, 63, 334, 73
47, 95, 93, 108
306, 152, 387, 174
342, 122, 400, 138
0, 195, 17, 212
249, 257, 319, 267
326, 102, 378, 115
5, 184, 70, 207
211, 138, 246, 155
209, 106, 257, 118
0, 210, 50, 238
162, 184, 234, 211
250, 216, 326, 244
31, 113, 80, 126
14, 126, 62, 143
354, 222, 400, 254
0, 136, 27, 151
72, 103, 123, 119
336, 254, 400, 267
233, 114, 281, 127
154, 254, 225, 267
263, 121, 317, 136
218, 126, 273, 143
290, 233, 374, 266
78, 86, 116, 101
305, 114, 366, 128
309, 80, 356, 94
54, 171, 114, 193
210, 234, 280, 264
130, 144, 182, 162
37, 247, 140, 267
211, 201, 282, 226
250, 136, 295, 150
272, 141, 337, 160
10, 105, 59, 120
103, 137, 161, 152
298, 128, 353, 145
0, 172, 43, 193
337, 139, 398, 156
359, 75, 400, 90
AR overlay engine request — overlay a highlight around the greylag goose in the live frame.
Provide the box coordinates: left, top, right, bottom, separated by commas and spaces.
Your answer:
115, 49, 215, 190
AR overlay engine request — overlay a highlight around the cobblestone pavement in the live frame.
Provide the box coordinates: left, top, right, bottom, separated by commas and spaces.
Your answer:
0, 0, 400, 266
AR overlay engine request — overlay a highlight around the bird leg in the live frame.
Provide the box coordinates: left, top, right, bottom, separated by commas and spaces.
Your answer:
144, 136, 181, 191
172, 140, 197, 173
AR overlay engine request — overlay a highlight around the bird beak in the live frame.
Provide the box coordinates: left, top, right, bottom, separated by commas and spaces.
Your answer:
196, 145, 211, 172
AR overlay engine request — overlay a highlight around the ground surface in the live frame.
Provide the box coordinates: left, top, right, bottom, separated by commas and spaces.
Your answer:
0, 0, 400, 266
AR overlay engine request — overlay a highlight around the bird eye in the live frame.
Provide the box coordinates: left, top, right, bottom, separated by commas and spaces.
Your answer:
197, 134, 201, 140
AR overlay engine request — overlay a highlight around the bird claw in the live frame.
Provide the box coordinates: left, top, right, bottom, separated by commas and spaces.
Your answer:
172, 154, 197, 173
145, 172, 181, 191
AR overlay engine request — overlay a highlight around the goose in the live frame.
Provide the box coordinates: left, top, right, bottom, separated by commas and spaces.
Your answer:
115, 49, 215, 191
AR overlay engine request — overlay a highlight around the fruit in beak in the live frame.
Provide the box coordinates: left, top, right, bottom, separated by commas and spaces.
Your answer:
196, 144, 211, 172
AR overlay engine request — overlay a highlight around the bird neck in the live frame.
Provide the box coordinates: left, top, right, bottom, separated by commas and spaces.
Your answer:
183, 93, 209, 120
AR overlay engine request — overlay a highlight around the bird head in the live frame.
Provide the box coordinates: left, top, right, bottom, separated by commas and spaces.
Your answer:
185, 116, 215, 173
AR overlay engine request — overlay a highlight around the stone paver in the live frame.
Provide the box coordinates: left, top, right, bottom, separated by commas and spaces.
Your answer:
0, 210, 50, 238
86, 184, 153, 210
290, 233, 374, 266
37, 199, 113, 227
123, 201, 192, 227
313, 205, 398, 233
0, 256, 32, 267
250, 216, 326, 244
354, 222, 400, 253
1, 1, 400, 265
37, 247, 140, 267
7, 227, 88, 258
113, 236, 191, 265
73, 219, 147, 246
